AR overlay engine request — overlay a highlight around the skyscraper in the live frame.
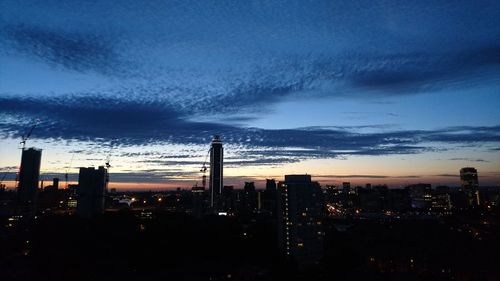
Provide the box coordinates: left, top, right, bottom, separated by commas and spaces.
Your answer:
191, 185, 206, 218
460, 167, 480, 206
17, 148, 42, 208
76, 166, 107, 218
209, 135, 223, 209
277, 175, 324, 266
262, 179, 277, 215
241, 181, 258, 214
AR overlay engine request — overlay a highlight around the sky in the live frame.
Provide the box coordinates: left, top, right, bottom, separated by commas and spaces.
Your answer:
1, 0, 499, 190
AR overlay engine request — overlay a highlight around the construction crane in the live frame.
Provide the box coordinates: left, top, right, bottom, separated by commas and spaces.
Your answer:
16, 120, 40, 188
105, 153, 111, 189
200, 149, 210, 189
20, 120, 40, 150
104, 141, 115, 192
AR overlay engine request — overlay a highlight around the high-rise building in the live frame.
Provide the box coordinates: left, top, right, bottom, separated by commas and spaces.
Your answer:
52, 178, 59, 190
240, 182, 258, 214
262, 179, 277, 215
17, 148, 42, 208
76, 166, 107, 218
221, 185, 236, 213
209, 135, 223, 209
191, 185, 206, 218
460, 167, 480, 206
277, 175, 324, 266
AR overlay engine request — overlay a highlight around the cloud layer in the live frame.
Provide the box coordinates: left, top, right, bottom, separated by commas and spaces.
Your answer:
1, 1, 499, 183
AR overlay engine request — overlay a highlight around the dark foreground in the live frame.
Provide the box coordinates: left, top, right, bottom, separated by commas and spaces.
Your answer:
1, 210, 499, 281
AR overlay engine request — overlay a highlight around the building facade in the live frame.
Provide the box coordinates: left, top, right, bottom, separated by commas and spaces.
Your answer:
209, 135, 223, 209
460, 167, 480, 207
17, 148, 42, 211
277, 175, 324, 266
76, 166, 107, 218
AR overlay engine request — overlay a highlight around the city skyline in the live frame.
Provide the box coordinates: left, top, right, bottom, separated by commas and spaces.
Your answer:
1, 1, 500, 190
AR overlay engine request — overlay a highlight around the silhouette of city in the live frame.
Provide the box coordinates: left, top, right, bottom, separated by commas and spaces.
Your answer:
1, 135, 499, 281
1, 2, 500, 281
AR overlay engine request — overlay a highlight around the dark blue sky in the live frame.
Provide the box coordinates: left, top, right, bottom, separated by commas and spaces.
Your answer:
1, 0, 499, 188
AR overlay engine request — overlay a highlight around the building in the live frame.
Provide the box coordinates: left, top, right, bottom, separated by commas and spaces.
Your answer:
209, 135, 223, 209
67, 184, 78, 209
460, 167, 480, 206
261, 179, 277, 215
76, 166, 107, 218
191, 185, 206, 218
221, 185, 236, 214
240, 182, 258, 214
406, 184, 433, 210
277, 175, 324, 266
17, 148, 42, 212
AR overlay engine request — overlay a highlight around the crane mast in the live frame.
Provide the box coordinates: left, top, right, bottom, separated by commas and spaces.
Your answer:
20, 120, 40, 150
200, 149, 210, 189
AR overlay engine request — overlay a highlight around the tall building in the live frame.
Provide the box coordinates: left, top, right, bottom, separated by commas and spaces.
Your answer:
262, 179, 277, 215
460, 167, 480, 206
17, 148, 42, 209
240, 182, 258, 214
52, 177, 59, 190
209, 135, 223, 209
76, 166, 107, 218
221, 185, 236, 213
191, 185, 206, 218
277, 175, 324, 266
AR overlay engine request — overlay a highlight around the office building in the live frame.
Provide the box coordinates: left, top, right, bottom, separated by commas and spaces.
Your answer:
277, 175, 324, 266
406, 184, 433, 210
460, 167, 480, 206
209, 135, 223, 209
76, 166, 107, 218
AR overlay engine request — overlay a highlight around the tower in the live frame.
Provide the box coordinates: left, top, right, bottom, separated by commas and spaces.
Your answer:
76, 166, 107, 218
277, 175, 324, 266
209, 135, 223, 209
17, 148, 42, 211
460, 167, 480, 207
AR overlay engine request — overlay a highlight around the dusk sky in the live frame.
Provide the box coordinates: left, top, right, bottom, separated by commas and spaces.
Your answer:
1, 0, 499, 189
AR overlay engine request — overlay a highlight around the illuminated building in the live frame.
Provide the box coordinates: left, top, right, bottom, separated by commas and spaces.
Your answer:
406, 184, 433, 210
76, 166, 107, 218
460, 167, 480, 206
209, 135, 223, 209
277, 175, 324, 266
67, 184, 78, 208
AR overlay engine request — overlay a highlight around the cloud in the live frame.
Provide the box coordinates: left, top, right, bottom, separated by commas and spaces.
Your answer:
434, 174, 459, 178
1, 3, 499, 115
449, 158, 490, 163
0, 166, 17, 172
1, 24, 122, 75
2, 95, 499, 169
